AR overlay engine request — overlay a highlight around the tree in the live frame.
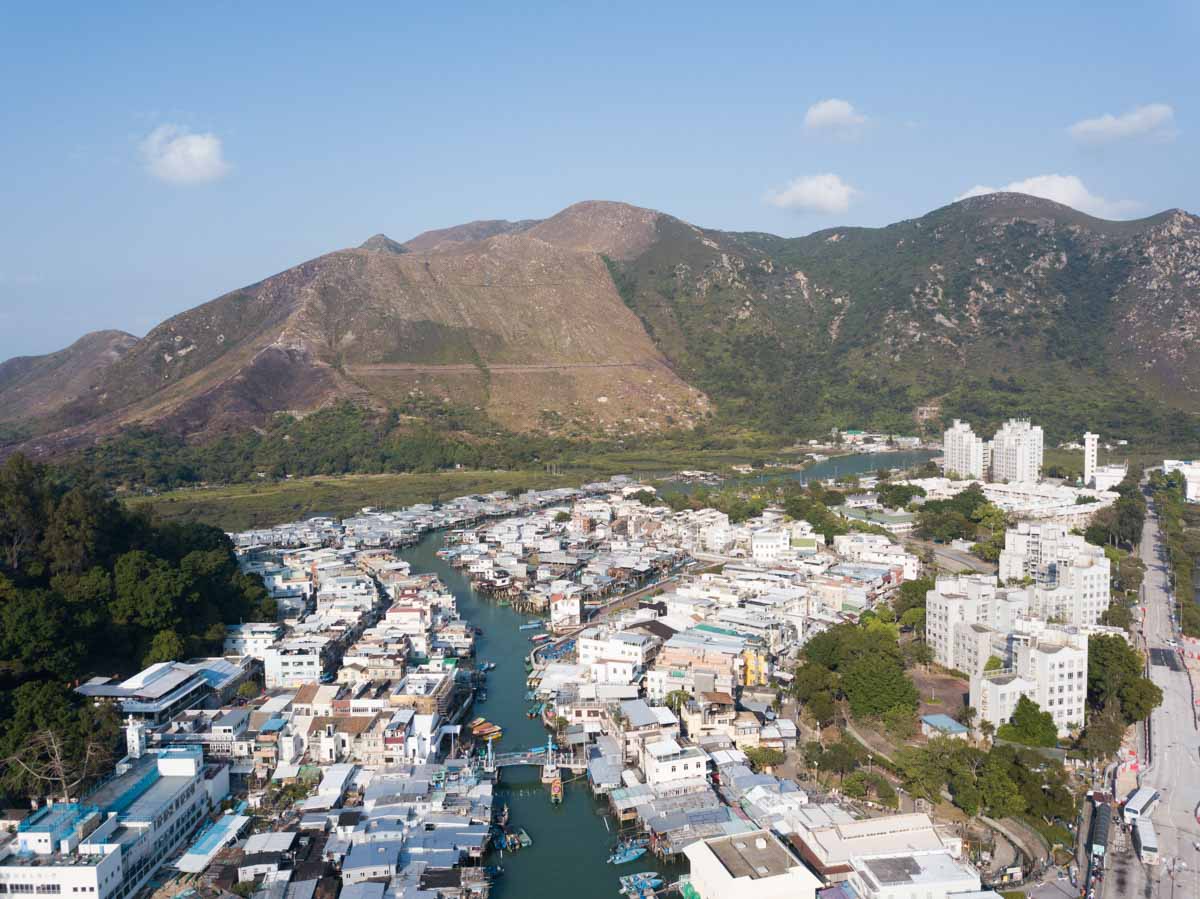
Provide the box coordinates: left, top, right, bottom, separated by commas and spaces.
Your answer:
979, 755, 1025, 818
237, 680, 261, 699
143, 629, 185, 666
553, 511, 571, 523
1087, 634, 1162, 725
744, 747, 785, 772
984, 655, 1004, 672
899, 607, 926, 633
842, 655, 919, 719
955, 705, 977, 729
1081, 701, 1125, 763
807, 692, 837, 728
893, 577, 934, 616
664, 690, 691, 716
996, 696, 1058, 747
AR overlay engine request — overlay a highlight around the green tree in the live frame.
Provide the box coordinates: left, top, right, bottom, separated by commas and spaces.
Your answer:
996, 696, 1058, 747
744, 747, 786, 771
841, 655, 919, 719
664, 690, 691, 716
143, 629, 185, 666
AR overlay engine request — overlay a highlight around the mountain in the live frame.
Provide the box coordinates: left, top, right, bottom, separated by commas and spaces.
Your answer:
6, 202, 709, 454
0, 330, 138, 427
606, 192, 1200, 441
4, 193, 1200, 460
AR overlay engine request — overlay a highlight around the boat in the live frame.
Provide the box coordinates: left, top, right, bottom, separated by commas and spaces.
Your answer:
619, 872, 662, 896
519, 621, 544, 631
524, 690, 536, 701
530, 633, 551, 644
468, 717, 486, 728
496, 804, 510, 827
549, 777, 563, 804
484, 865, 504, 878
607, 846, 647, 865
516, 828, 533, 848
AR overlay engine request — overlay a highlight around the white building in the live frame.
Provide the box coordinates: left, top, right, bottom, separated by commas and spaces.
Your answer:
990, 419, 1043, 484
0, 747, 223, 899
640, 738, 709, 786
683, 830, 821, 899
1164, 459, 1200, 502
223, 622, 284, 659
971, 628, 1088, 737
846, 851, 983, 899
1083, 432, 1128, 491
751, 528, 790, 563
925, 575, 1029, 674
998, 523, 1110, 626
943, 420, 986, 480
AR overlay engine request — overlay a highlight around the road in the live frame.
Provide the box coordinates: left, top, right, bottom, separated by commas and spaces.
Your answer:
905, 538, 997, 575
1106, 500, 1200, 899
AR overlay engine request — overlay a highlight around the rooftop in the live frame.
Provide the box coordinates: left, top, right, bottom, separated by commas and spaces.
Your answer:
707, 831, 796, 880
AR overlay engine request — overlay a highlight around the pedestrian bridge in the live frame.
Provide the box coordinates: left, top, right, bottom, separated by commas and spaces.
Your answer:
487, 751, 587, 773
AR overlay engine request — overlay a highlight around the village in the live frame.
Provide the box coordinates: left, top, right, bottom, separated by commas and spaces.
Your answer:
6, 425, 1183, 899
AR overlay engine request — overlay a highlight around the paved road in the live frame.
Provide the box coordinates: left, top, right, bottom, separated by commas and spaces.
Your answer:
1107, 501, 1200, 898
906, 538, 997, 575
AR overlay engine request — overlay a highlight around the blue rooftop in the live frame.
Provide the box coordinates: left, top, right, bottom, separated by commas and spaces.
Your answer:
921, 713, 969, 734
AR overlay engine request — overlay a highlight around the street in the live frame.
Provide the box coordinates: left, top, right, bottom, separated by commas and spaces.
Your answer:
1106, 501, 1200, 898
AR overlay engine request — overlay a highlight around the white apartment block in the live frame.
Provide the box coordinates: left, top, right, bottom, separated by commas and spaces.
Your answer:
264, 637, 331, 688
925, 575, 1029, 674
751, 528, 790, 563
942, 420, 985, 480
222, 622, 284, 659
971, 629, 1087, 736
577, 628, 654, 670
640, 738, 709, 787
990, 419, 1043, 484
998, 523, 1110, 626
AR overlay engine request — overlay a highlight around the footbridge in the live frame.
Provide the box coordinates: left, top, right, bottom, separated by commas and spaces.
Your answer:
486, 751, 587, 773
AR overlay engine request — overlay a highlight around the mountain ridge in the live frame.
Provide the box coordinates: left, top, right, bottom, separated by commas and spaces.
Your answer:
4, 192, 1199, 458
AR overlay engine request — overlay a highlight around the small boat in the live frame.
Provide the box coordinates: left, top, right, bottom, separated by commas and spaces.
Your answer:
530, 633, 551, 644
468, 717, 486, 728
496, 804, 510, 827
607, 846, 647, 865
549, 777, 563, 803
519, 621, 544, 631
484, 865, 504, 878
524, 690, 536, 701
619, 873, 662, 896
517, 828, 532, 848
484, 662, 496, 671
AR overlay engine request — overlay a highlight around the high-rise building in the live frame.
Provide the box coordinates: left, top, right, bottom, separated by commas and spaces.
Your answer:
1083, 432, 1099, 487
998, 522, 1111, 626
990, 419, 1043, 483
943, 419, 985, 479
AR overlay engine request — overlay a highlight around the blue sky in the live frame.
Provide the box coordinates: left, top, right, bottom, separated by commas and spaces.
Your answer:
1, 1, 1197, 359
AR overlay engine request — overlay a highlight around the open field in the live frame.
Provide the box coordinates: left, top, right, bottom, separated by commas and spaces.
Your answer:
121, 439, 816, 530
123, 470, 584, 530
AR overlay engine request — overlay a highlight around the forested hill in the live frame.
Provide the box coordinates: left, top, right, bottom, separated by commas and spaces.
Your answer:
4, 193, 1200, 477
0, 452, 275, 799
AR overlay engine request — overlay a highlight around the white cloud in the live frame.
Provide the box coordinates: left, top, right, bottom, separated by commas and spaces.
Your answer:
953, 174, 1138, 218
803, 98, 867, 133
1068, 103, 1175, 143
140, 124, 230, 184
767, 174, 860, 214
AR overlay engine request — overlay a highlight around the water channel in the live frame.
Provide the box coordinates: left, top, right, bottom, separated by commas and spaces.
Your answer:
397, 451, 932, 897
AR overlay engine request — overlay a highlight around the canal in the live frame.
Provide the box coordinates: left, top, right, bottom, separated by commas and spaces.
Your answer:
396, 450, 931, 896
401, 533, 682, 899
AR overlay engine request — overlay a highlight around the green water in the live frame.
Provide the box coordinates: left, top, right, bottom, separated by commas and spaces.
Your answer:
401, 533, 681, 899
